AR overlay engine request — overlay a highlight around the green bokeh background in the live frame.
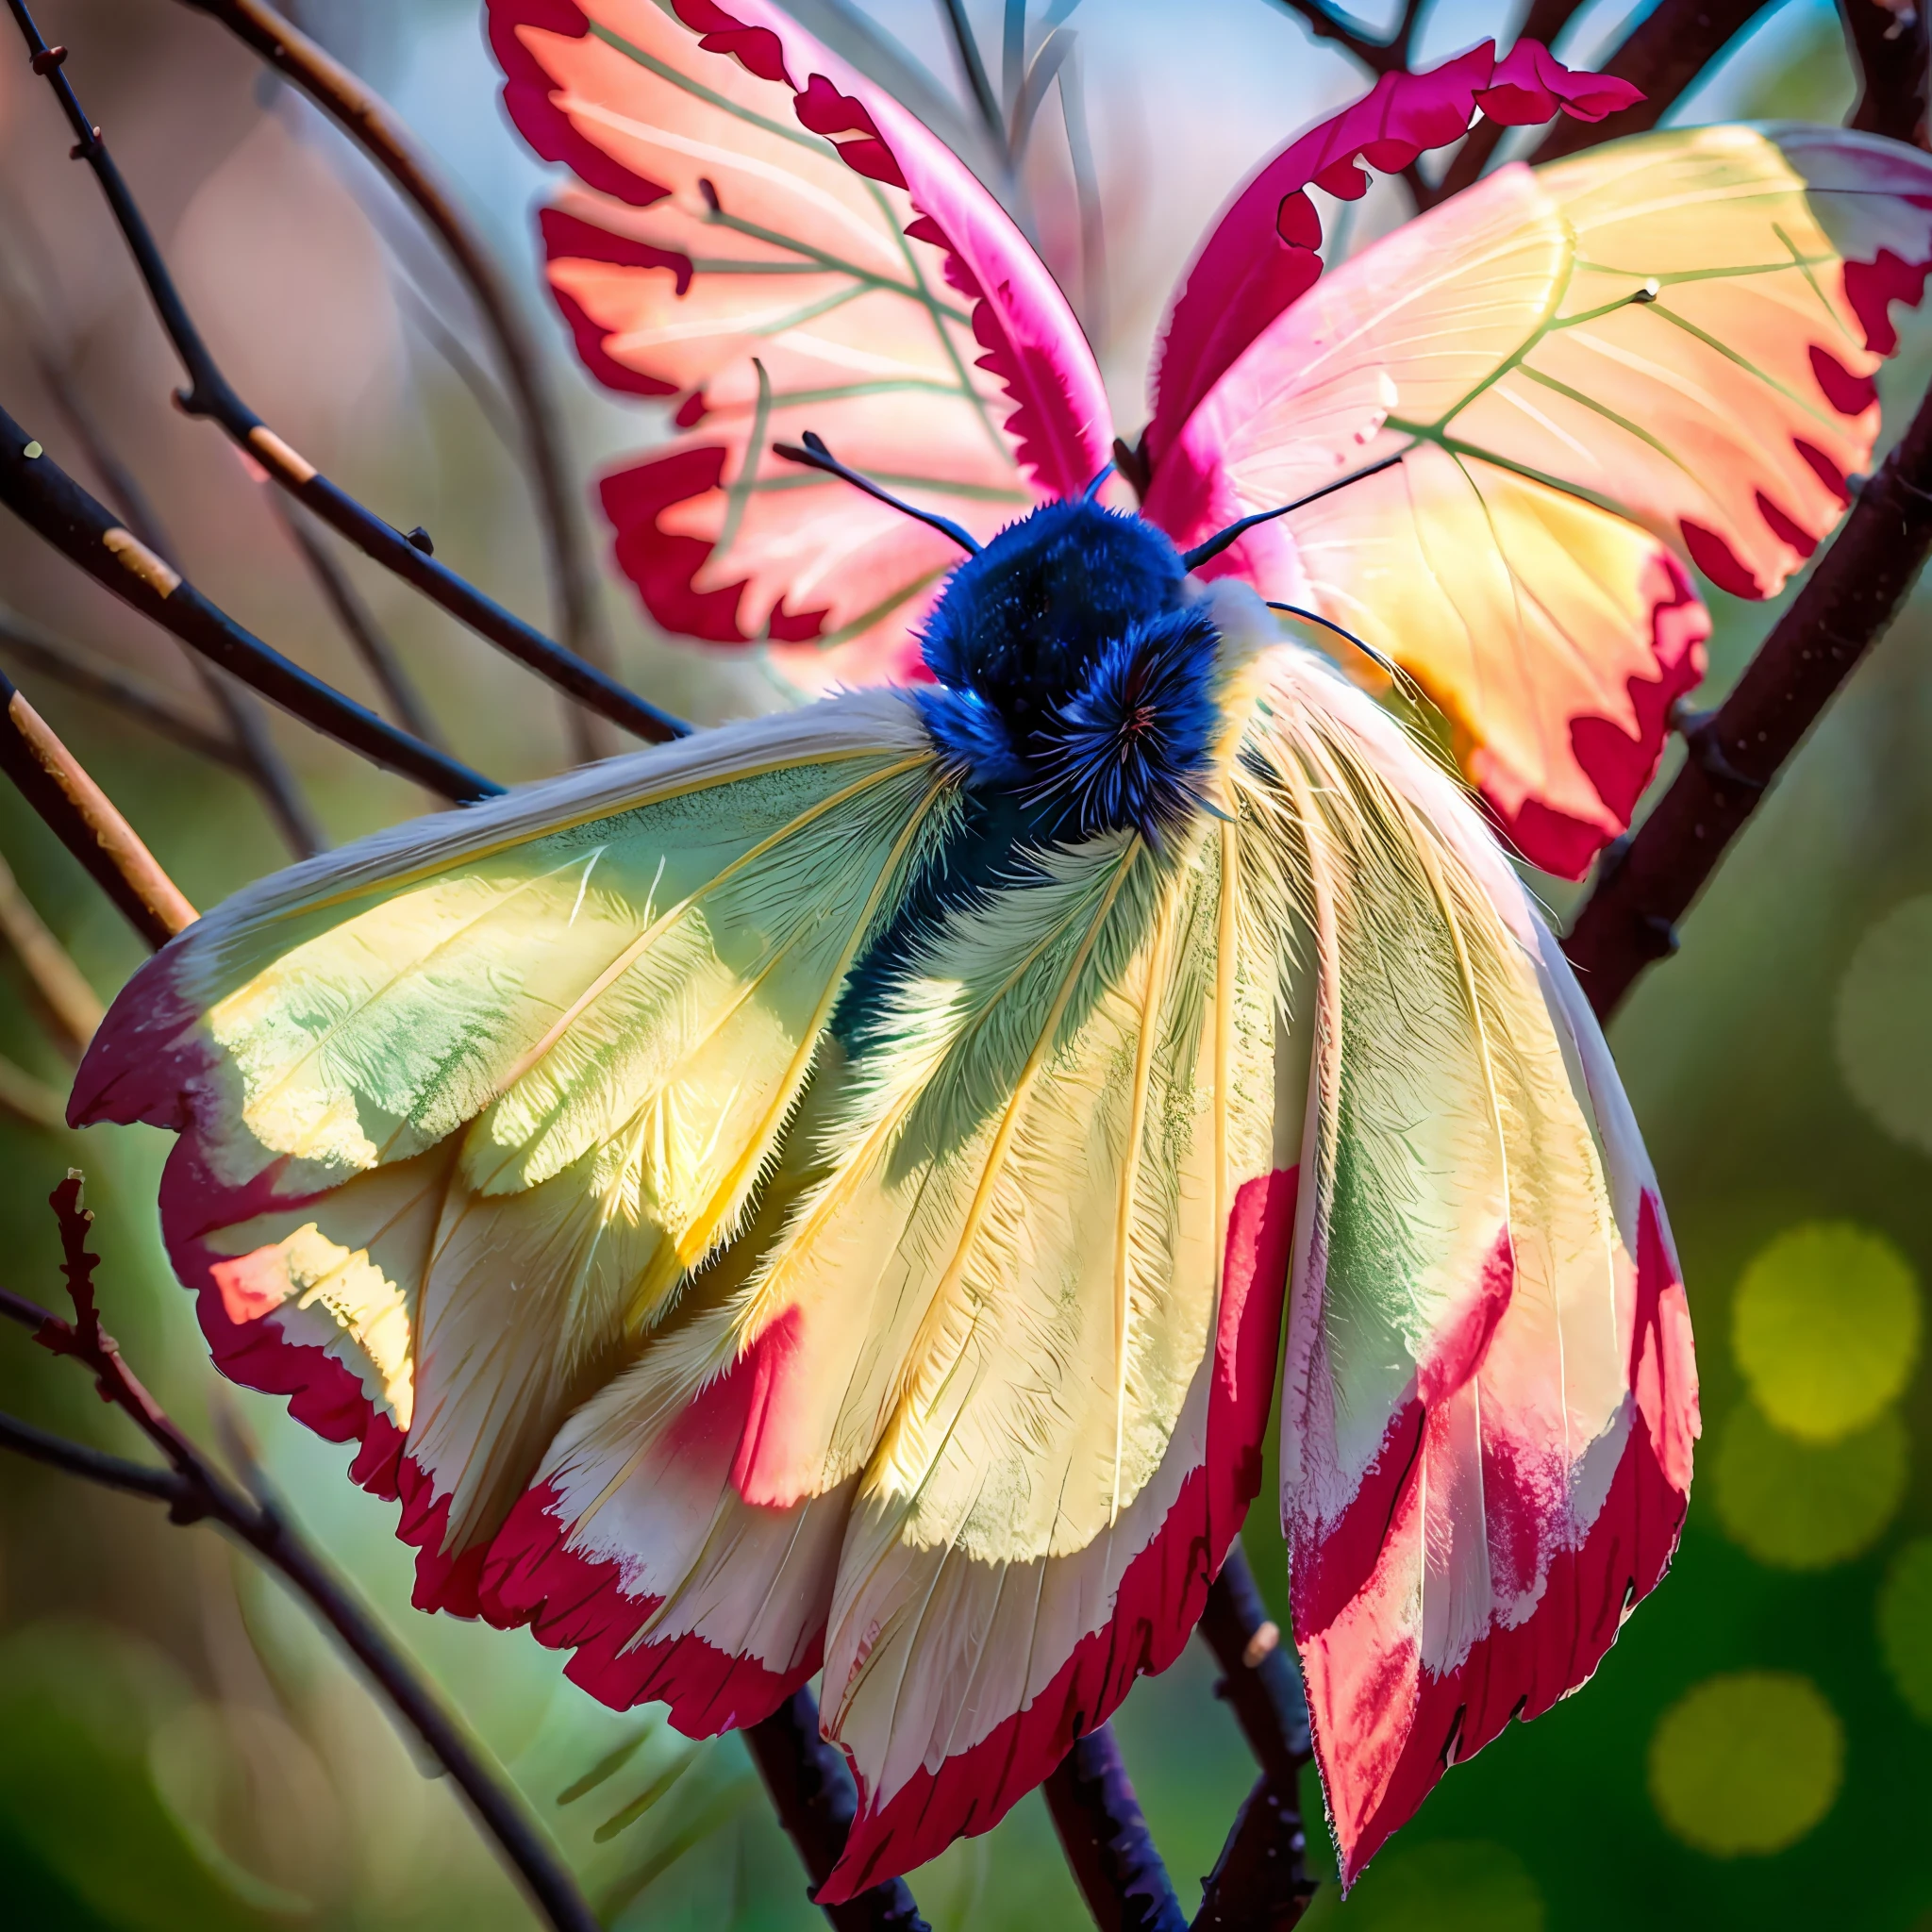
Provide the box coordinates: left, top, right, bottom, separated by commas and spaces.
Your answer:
2, 0, 1929, 1925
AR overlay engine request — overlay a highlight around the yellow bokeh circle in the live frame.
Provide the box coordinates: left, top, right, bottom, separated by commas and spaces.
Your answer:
1732, 1223, 1919, 1443
1836, 895, 1932, 1158
1649, 1672, 1843, 1857
1877, 1538, 1932, 1725
1711, 1400, 1906, 1570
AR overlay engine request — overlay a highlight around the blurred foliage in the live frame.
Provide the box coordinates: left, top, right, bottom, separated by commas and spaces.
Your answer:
0, 0, 1930, 1928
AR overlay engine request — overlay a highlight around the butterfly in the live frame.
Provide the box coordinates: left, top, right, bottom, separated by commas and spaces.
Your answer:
68, 0, 1932, 1899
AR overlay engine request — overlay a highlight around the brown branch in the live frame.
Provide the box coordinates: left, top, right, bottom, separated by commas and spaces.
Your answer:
22, 308, 325, 858
1264, 0, 1405, 75
1563, 5, 1932, 1012
0, 1178, 602, 1932
0, 604, 249, 773
4, 0, 686, 749
0, 842, 102, 1055
1424, 0, 1593, 205
1527, 0, 1772, 167
742, 1690, 931, 1930
1043, 1724, 1188, 1932
0, 1054, 67, 1129
0, 669, 198, 947
1190, 1547, 1315, 1930
175, 0, 615, 763
1565, 363, 1932, 1010
0, 405, 501, 804
272, 499, 448, 754
1845, 0, 1930, 140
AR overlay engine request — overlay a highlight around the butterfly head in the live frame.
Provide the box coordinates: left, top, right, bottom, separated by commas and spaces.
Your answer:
916, 497, 1227, 847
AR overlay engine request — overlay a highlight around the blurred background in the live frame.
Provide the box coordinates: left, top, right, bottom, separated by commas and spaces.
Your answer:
1, 0, 1929, 1925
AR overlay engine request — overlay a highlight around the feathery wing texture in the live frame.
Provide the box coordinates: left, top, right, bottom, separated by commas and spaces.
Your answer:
1149, 125, 1932, 875
70, 693, 956, 1607
1146, 39, 1641, 466
483, 726, 1307, 1899
1247, 650, 1697, 1885
490, 0, 1112, 688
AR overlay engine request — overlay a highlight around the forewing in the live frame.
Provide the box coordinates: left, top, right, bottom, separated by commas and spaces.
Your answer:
72, 693, 957, 1602
491, 0, 1111, 688
1148, 125, 1932, 875
485, 762, 1307, 1896
1249, 649, 1696, 1884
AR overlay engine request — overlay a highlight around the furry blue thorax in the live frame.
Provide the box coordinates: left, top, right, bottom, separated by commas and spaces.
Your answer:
915, 497, 1223, 846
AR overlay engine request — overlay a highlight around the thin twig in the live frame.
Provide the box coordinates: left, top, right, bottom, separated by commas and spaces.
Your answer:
935, 0, 1008, 159
3, 0, 686, 748
271, 498, 448, 751
742, 1690, 931, 1930
0, 1055, 67, 1130
0, 668, 198, 947
22, 296, 325, 857
175, 0, 617, 762
0, 605, 249, 772
0, 407, 501, 804
0, 842, 103, 1055
1263, 0, 1405, 76
0, 1178, 602, 1932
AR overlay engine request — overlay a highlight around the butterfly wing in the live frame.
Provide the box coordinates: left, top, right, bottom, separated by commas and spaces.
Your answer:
490, 0, 1112, 688
483, 681, 1307, 1894
1146, 38, 1641, 465
1147, 124, 1932, 875
1247, 647, 1696, 1884
70, 693, 957, 1607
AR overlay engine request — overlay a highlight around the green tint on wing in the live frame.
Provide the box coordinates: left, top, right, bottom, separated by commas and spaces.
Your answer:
139, 693, 958, 1545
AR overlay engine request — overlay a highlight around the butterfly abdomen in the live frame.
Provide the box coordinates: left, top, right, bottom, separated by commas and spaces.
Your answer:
915, 497, 1224, 844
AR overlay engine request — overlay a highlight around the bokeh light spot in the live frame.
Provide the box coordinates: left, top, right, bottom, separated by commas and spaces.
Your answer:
1711, 1400, 1906, 1569
1731, 1223, 1919, 1442
1649, 1673, 1842, 1856
1297, 1840, 1543, 1930
1836, 894, 1932, 1158
1877, 1538, 1932, 1724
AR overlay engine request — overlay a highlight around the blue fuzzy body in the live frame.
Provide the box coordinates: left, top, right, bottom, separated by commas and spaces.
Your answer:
914, 499, 1224, 846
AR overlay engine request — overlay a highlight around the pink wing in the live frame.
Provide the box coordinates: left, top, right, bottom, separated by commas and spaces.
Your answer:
490, 0, 1112, 689
1146, 122, 1932, 875
1145, 39, 1640, 467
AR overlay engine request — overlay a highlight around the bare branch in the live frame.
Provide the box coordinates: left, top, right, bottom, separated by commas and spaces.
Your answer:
3, 0, 686, 748
1845, 0, 1930, 141
0, 842, 102, 1055
17, 284, 325, 857
272, 500, 448, 753
935, 0, 1008, 159
0, 668, 198, 947
1423, 0, 1591, 205
1263, 0, 1405, 76
742, 1690, 931, 1930
0, 408, 501, 804
1526, 0, 1769, 166
1565, 384, 1932, 1010
0, 605, 249, 771
1564, 11, 1932, 1013
0, 1175, 603, 1932
1043, 1724, 1187, 1932
175, 0, 617, 763
0, 1055, 67, 1130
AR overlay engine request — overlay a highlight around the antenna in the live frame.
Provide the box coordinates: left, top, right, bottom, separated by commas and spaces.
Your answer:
1180, 452, 1405, 570
1266, 601, 1424, 701
771, 431, 982, 557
